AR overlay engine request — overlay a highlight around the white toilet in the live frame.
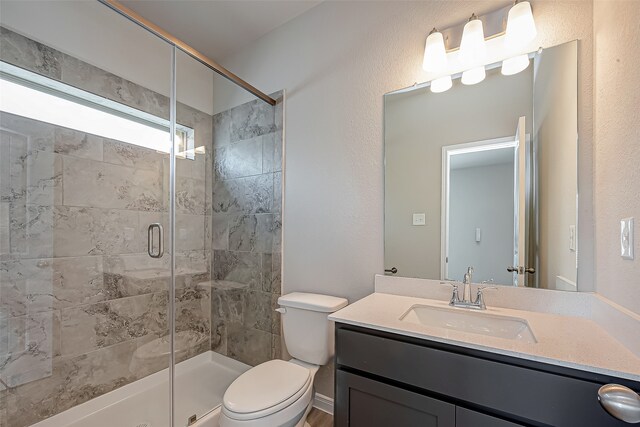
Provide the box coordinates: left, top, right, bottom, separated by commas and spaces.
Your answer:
219, 292, 348, 427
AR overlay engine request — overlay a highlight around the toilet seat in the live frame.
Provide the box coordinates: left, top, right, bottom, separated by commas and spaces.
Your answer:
222, 360, 312, 422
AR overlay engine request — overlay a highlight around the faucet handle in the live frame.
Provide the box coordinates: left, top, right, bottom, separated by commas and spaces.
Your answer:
440, 281, 461, 305
474, 286, 497, 309
481, 279, 494, 285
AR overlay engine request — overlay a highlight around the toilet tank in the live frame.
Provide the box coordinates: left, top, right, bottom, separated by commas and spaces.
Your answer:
277, 292, 348, 366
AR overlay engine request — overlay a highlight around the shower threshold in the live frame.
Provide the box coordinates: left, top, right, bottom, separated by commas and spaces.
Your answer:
31, 351, 250, 427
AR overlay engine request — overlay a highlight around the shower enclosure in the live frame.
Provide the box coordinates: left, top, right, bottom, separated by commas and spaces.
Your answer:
0, 2, 283, 426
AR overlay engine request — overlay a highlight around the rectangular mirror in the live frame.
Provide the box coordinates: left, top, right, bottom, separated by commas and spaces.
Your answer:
384, 40, 578, 291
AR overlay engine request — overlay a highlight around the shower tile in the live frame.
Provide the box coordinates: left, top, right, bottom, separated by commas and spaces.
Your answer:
270, 293, 281, 335
272, 334, 282, 360
214, 135, 263, 180
213, 250, 261, 289
230, 99, 276, 142
0, 310, 59, 388
0, 27, 62, 80
176, 213, 206, 252
0, 256, 106, 317
260, 253, 273, 293
262, 131, 282, 174
175, 285, 211, 335
213, 110, 232, 147
212, 174, 273, 214
8, 204, 55, 258
211, 319, 227, 355
243, 290, 272, 333
62, 156, 163, 212
0, 112, 56, 155
211, 214, 229, 250
272, 213, 282, 253
226, 322, 271, 366
54, 128, 103, 161
273, 171, 282, 213
52, 206, 141, 257
60, 55, 170, 119
1, 128, 62, 206
211, 281, 246, 324
103, 138, 165, 171
60, 291, 168, 356
228, 215, 258, 252
175, 176, 206, 215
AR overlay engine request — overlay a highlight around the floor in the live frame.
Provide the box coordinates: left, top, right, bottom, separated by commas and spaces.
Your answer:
308, 408, 333, 427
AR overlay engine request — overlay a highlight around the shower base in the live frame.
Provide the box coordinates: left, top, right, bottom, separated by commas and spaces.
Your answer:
31, 351, 250, 427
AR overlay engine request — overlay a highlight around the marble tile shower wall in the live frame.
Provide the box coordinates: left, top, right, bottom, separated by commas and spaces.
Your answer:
0, 27, 212, 426
210, 92, 284, 367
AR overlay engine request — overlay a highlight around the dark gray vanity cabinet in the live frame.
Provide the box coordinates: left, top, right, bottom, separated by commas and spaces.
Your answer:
334, 323, 640, 427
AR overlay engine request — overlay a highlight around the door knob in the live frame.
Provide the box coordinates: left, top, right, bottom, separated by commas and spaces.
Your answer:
506, 266, 518, 273
524, 267, 535, 274
598, 384, 640, 423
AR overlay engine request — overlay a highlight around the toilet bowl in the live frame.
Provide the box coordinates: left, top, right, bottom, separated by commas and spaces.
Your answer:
219, 293, 348, 427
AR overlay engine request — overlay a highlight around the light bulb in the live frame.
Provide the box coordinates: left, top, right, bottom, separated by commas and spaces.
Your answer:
430, 75, 453, 93
423, 29, 448, 73
501, 54, 530, 76
461, 66, 486, 85
459, 15, 486, 66
505, 1, 537, 49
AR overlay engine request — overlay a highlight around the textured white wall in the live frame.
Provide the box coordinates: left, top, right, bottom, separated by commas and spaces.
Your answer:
219, 0, 594, 302
593, 0, 640, 315
219, 0, 595, 396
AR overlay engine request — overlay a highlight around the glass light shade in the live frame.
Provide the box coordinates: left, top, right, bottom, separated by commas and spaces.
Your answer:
505, 1, 537, 49
423, 30, 448, 72
459, 18, 486, 66
501, 54, 530, 76
461, 66, 486, 85
430, 75, 453, 93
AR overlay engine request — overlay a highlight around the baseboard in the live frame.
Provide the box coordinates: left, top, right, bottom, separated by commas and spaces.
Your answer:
313, 393, 334, 415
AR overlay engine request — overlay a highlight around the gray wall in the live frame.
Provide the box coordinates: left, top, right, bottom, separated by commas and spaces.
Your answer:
0, 28, 212, 426
210, 93, 284, 366
449, 162, 515, 285
384, 66, 532, 280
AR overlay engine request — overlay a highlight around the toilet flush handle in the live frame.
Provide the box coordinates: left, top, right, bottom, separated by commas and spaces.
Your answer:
275, 307, 286, 314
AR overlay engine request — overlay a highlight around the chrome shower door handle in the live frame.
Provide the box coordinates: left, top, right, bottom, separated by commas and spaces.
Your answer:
147, 223, 164, 258
598, 384, 640, 423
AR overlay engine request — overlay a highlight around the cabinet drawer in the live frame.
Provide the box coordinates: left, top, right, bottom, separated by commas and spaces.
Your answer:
456, 407, 524, 427
336, 326, 633, 427
336, 369, 455, 427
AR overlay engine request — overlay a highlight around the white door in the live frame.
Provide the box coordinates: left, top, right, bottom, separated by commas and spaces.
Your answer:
512, 116, 527, 286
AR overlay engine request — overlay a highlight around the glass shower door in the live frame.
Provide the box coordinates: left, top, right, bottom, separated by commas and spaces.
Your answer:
0, 2, 175, 426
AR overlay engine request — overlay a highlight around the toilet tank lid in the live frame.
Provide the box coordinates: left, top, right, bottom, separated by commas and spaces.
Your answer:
278, 292, 348, 312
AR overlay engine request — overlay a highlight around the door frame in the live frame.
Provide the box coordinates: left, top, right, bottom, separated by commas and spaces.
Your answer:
440, 136, 517, 281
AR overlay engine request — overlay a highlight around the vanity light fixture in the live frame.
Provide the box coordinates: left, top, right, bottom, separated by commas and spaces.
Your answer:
501, 53, 530, 75
459, 14, 487, 67
461, 66, 486, 85
430, 75, 453, 93
423, 28, 448, 73
505, 0, 537, 49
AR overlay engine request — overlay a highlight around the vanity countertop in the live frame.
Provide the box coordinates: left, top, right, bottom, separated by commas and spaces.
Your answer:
329, 292, 640, 382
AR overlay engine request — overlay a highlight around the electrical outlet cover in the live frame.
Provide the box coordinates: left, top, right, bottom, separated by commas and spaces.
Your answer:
621, 218, 634, 260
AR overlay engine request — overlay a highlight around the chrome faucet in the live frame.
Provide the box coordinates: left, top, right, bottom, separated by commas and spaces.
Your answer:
441, 267, 496, 310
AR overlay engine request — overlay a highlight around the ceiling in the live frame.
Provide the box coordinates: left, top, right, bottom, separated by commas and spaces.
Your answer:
121, 0, 322, 61
450, 147, 514, 170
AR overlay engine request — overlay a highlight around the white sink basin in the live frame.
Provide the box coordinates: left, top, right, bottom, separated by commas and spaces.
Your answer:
400, 305, 537, 343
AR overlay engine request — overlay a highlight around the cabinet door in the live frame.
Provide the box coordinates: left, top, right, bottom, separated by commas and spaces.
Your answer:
456, 407, 524, 427
335, 369, 455, 427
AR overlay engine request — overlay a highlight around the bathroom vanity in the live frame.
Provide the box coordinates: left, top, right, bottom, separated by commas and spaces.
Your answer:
330, 277, 640, 427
